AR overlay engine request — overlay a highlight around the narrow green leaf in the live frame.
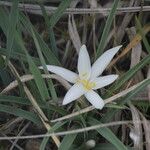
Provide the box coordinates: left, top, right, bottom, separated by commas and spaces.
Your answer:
0, 95, 67, 115
101, 79, 150, 122
93, 143, 117, 150
120, 79, 150, 105
19, 13, 60, 65
0, 7, 9, 32
58, 134, 77, 150
30, 26, 57, 100
49, 0, 72, 28
0, 95, 30, 105
15, 33, 50, 101
40, 121, 66, 150
5, 0, 18, 65
0, 48, 40, 65
0, 56, 5, 68
0, 103, 41, 124
0, 69, 12, 86
108, 55, 150, 93
88, 118, 128, 150
0, 8, 40, 65
96, 0, 120, 58
26, 54, 50, 101
135, 17, 150, 54
93, 143, 132, 150
40, 4, 58, 56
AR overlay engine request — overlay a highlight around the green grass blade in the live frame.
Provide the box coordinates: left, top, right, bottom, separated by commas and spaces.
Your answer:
40, 4, 58, 57
0, 95, 30, 105
93, 143, 132, 150
93, 143, 117, 150
0, 55, 5, 67
108, 55, 150, 93
34, 29, 60, 65
120, 79, 150, 105
135, 18, 150, 53
0, 7, 9, 32
26, 54, 50, 101
0, 68, 12, 86
5, 0, 18, 65
0, 8, 40, 65
40, 121, 66, 150
19, 13, 60, 65
101, 78, 150, 122
49, 0, 72, 28
0, 103, 41, 124
30, 26, 57, 100
0, 48, 40, 65
0, 95, 67, 115
15, 33, 50, 101
58, 134, 77, 150
88, 118, 128, 150
96, 0, 120, 58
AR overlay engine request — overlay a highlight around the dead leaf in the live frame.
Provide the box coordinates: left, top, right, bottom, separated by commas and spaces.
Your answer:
147, 66, 150, 102
126, 27, 143, 84
68, 15, 81, 53
129, 103, 143, 150
140, 114, 150, 150
109, 25, 150, 68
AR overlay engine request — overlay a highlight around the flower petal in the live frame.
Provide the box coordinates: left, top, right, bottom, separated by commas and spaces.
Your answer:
92, 75, 118, 90
91, 45, 122, 79
39, 65, 78, 83
63, 83, 86, 105
85, 90, 105, 109
78, 45, 91, 80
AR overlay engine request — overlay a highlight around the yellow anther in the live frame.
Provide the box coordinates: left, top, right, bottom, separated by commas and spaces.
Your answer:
77, 79, 96, 90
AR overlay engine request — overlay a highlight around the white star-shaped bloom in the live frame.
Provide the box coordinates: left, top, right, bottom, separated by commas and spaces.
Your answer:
40, 45, 122, 109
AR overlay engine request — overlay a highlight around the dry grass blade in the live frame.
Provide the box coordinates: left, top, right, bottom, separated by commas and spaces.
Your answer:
1, 74, 71, 94
140, 114, 150, 150
128, 27, 142, 68
0, 133, 23, 150
147, 66, 150, 102
88, 0, 97, 8
109, 25, 150, 68
0, 117, 23, 133
116, 0, 140, 44
129, 103, 143, 150
0, 1, 150, 15
68, 15, 81, 53
127, 27, 143, 83
23, 86, 60, 146
88, 0, 97, 55
10, 122, 30, 150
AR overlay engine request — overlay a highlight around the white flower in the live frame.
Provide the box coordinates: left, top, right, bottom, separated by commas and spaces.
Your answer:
40, 45, 122, 109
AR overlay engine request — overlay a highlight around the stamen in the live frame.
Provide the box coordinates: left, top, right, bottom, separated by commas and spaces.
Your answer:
77, 79, 96, 90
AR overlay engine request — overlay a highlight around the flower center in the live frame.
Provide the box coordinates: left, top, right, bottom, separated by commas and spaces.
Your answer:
77, 79, 96, 90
